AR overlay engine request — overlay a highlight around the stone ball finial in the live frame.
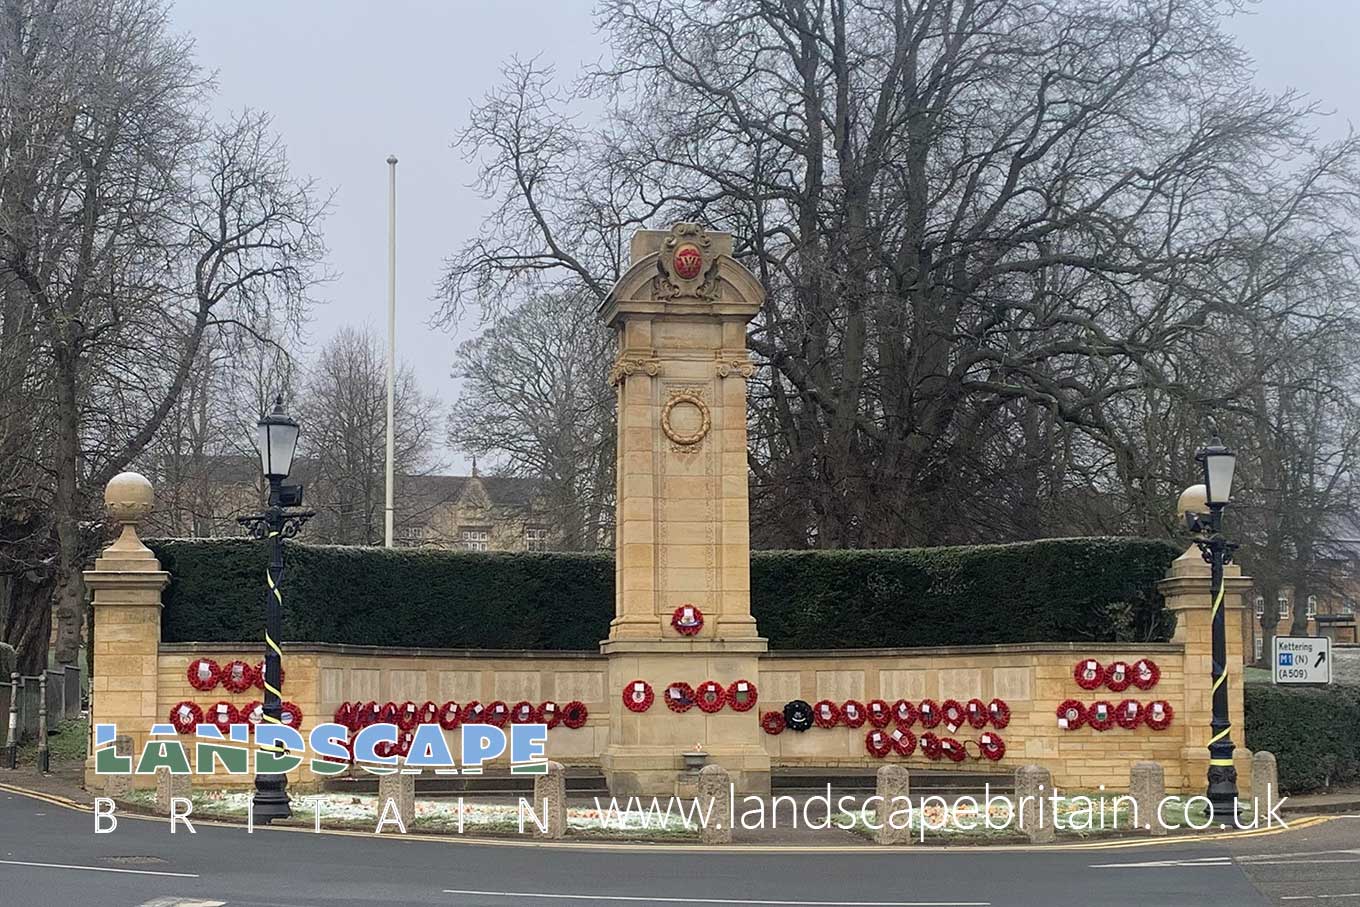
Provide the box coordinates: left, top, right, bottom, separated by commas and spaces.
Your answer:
1177, 483, 1207, 518
106, 471, 154, 524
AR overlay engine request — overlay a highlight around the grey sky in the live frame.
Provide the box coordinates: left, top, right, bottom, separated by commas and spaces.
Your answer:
168, 0, 1358, 471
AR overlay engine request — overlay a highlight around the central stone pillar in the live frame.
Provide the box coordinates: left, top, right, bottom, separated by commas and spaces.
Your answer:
599, 223, 770, 795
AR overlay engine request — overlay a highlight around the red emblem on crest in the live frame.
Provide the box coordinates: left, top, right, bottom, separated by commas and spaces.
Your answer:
673, 244, 703, 279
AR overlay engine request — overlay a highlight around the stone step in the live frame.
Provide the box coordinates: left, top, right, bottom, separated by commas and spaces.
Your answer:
323, 770, 609, 797
772, 768, 1014, 794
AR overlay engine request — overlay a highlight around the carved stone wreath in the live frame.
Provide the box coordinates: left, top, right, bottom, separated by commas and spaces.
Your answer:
661, 392, 711, 447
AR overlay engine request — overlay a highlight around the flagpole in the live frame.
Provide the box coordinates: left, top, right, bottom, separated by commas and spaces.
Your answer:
385, 154, 397, 548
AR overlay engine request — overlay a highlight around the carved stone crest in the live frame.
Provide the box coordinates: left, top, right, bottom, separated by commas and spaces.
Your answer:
652, 223, 721, 301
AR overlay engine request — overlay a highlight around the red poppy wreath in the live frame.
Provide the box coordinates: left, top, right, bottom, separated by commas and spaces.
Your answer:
623, 680, 655, 713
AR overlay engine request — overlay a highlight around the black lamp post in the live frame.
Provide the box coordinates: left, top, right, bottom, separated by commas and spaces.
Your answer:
238, 395, 312, 824
1186, 436, 1240, 819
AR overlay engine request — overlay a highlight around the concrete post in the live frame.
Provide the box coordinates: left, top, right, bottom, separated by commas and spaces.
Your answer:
83, 473, 170, 790
532, 760, 568, 838
36, 673, 48, 774
1251, 751, 1279, 819
1016, 765, 1056, 844
3, 671, 17, 769
698, 763, 732, 844
873, 764, 912, 845
154, 766, 191, 815
377, 772, 415, 834
103, 735, 134, 799
1129, 761, 1168, 836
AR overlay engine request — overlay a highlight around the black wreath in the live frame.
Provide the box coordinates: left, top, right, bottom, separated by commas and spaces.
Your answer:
783, 699, 814, 732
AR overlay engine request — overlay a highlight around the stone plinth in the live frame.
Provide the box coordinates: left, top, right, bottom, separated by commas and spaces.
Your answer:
874, 764, 911, 845
154, 766, 191, 815
598, 224, 771, 795
1129, 761, 1168, 836
84, 474, 169, 791
1251, 751, 1279, 817
532, 761, 567, 839
377, 772, 414, 833
102, 735, 135, 799
698, 763, 733, 844
1016, 765, 1055, 843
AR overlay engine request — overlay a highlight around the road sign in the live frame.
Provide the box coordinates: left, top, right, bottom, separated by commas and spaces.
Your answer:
1273, 636, 1331, 685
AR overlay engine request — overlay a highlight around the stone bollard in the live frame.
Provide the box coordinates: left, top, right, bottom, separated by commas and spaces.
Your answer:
154, 766, 191, 815
698, 763, 733, 845
103, 735, 135, 799
1129, 761, 1168, 836
377, 771, 415, 833
874, 764, 912, 845
1015, 765, 1056, 844
532, 760, 567, 838
1252, 751, 1279, 819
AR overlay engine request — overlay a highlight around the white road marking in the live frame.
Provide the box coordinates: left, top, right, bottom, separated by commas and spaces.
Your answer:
1240, 858, 1360, 866
442, 891, 988, 906
1090, 857, 1232, 868
137, 899, 227, 907
1280, 896, 1360, 902
1238, 849, 1360, 862
0, 858, 198, 878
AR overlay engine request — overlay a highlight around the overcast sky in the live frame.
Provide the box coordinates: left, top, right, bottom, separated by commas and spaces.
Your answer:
167, 0, 1359, 472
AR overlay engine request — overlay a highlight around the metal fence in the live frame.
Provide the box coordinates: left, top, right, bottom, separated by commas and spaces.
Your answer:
2, 664, 82, 745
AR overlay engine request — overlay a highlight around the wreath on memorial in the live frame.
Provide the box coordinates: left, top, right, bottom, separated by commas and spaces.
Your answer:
1074, 659, 1103, 691
988, 698, 1011, 729
665, 682, 696, 713
511, 701, 536, 723
1144, 700, 1174, 731
696, 681, 727, 713
727, 679, 758, 712
485, 701, 511, 727
671, 604, 704, 636
206, 701, 239, 733
965, 698, 989, 729
784, 699, 814, 732
1056, 699, 1087, 730
892, 699, 917, 727
942, 699, 966, 734
241, 700, 263, 730
1087, 700, 1115, 732
277, 702, 303, 730
812, 699, 840, 729
940, 737, 966, 763
867, 699, 891, 728
760, 710, 786, 735
561, 700, 589, 729
978, 732, 1006, 762
840, 699, 866, 728
623, 680, 655, 713
920, 732, 943, 760
461, 701, 485, 724
169, 700, 203, 734
1103, 661, 1131, 693
889, 726, 917, 757
918, 699, 941, 729
219, 660, 255, 694
1115, 698, 1143, 730
535, 701, 561, 728
360, 701, 381, 728
397, 701, 421, 731
1132, 659, 1161, 691
418, 701, 439, 724
334, 702, 354, 728
865, 728, 892, 758
186, 658, 220, 691
438, 701, 462, 730
253, 662, 283, 691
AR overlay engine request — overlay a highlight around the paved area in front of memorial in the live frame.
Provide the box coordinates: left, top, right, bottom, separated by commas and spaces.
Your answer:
2, 785, 1358, 905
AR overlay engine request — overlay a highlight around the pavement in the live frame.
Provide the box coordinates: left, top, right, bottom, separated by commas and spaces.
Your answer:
1, 779, 1359, 906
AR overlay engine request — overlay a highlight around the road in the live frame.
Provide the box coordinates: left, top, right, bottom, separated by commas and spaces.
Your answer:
0, 788, 1356, 906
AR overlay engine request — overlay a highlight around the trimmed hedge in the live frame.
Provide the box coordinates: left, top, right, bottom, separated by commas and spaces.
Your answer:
1245, 683, 1360, 794
150, 536, 1180, 650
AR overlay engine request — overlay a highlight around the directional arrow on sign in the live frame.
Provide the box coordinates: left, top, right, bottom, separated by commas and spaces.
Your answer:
1315, 650, 1328, 669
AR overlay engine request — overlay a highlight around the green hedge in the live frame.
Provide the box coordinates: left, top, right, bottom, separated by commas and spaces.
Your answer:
150, 536, 1179, 650
1245, 683, 1360, 793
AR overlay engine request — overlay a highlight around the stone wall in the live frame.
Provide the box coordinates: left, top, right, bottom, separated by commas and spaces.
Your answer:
1335, 644, 1360, 686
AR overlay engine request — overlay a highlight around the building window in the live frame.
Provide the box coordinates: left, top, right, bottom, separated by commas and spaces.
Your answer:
1344, 598, 1356, 616
1254, 636, 1263, 662
1306, 595, 1318, 618
524, 526, 549, 552
1254, 595, 1265, 618
1277, 593, 1290, 620
396, 525, 425, 546
460, 527, 490, 551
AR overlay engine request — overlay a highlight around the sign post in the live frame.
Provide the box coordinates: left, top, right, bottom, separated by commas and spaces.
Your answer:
1274, 636, 1332, 686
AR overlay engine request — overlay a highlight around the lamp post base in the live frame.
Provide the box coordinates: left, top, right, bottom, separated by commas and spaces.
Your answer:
252, 773, 291, 824
1207, 763, 1240, 824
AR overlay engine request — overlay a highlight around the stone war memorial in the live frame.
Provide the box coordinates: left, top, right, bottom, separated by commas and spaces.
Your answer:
85, 224, 1253, 802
